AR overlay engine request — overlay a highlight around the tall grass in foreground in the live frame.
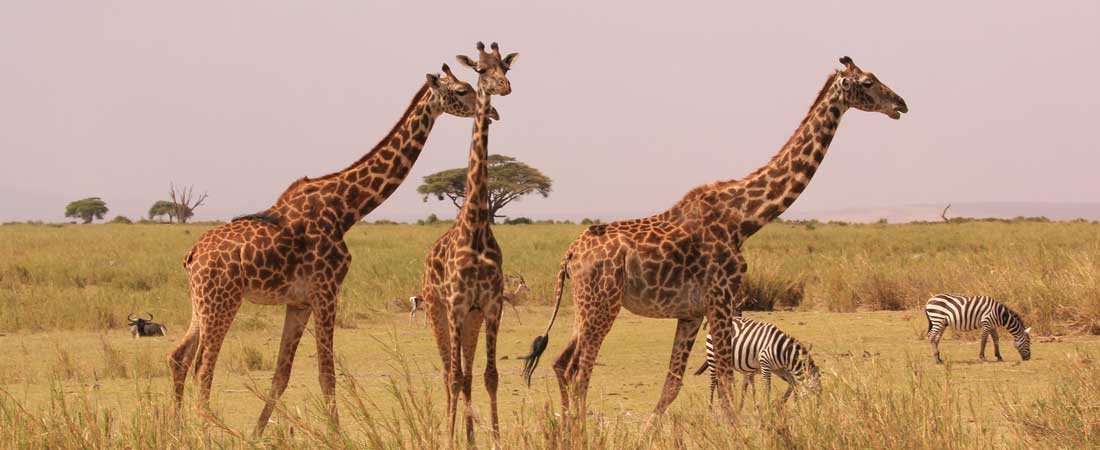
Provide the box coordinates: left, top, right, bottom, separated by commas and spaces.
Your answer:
1, 336, 1095, 449
2, 221, 1098, 335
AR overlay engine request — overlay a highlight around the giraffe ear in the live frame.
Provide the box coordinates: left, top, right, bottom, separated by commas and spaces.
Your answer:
456, 55, 479, 71
425, 73, 442, 88
502, 52, 519, 68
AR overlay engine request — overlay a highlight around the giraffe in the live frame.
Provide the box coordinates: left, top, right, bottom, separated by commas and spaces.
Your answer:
521, 56, 907, 424
420, 41, 517, 447
167, 65, 490, 436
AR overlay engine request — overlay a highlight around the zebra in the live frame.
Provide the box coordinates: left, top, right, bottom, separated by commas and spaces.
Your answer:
925, 294, 1032, 364
694, 317, 821, 409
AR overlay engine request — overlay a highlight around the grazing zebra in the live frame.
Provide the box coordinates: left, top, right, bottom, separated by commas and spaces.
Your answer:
694, 317, 821, 409
924, 294, 1032, 364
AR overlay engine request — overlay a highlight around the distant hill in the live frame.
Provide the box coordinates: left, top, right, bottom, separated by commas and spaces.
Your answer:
783, 202, 1100, 223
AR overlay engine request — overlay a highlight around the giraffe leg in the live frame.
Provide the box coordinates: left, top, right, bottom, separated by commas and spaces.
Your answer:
168, 309, 201, 409
424, 293, 454, 409
646, 317, 703, 429
483, 297, 504, 444
311, 298, 339, 428
458, 311, 483, 446
551, 332, 580, 414
990, 329, 1003, 361
254, 305, 312, 436
192, 345, 205, 379
195, 292, 243, 411
569, 301, 620, 420
445, 294, 471, 449
705, 295, 740, 421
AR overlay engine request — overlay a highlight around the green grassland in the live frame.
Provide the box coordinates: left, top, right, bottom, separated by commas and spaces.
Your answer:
1, 221, 1099, 449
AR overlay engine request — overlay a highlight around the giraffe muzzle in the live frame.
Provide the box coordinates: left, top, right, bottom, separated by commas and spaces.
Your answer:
888, 98, 908, 120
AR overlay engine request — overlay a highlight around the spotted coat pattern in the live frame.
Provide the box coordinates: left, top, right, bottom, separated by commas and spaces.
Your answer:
167, 70, 483, 436
420, 42, 518, 448
522, 57, 907, 424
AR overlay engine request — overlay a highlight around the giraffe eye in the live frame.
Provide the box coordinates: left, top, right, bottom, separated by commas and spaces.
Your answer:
456, 89, 468, 96
861, 79, 875, 87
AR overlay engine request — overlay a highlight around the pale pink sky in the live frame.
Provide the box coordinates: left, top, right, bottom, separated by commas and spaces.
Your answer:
2, 1, 1098, 222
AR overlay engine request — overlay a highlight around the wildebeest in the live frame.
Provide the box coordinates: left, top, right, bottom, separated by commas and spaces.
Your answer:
128, 312, 167, 338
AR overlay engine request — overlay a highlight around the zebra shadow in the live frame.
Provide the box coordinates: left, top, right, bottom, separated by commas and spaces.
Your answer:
941, 359, 1016, 366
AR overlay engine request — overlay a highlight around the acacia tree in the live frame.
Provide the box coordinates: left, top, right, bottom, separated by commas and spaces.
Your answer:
148, 200, 192, 223
417, 154, 552, 223
64, 197, 109, 224
168, 183, 207, 224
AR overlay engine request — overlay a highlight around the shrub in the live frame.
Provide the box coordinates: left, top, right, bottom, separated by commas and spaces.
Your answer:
740, 272, 804, 310
504, 217, 533, 225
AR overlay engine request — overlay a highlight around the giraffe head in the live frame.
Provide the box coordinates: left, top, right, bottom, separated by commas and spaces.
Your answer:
425, 64, 499, 120
455, 41, 518, 96
836, 56, 908, 120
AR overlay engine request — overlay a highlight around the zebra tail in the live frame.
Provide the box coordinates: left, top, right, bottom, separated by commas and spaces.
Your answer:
520, 251, 571, 386
925, 308, 932, 335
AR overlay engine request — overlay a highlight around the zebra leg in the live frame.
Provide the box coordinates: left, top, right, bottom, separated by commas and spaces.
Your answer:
778, 371, 796, 404
760, 361, 773, 406
738, 374, 753, 412
990, 329, 1003, 361
929, 326, 944, 364
979, 327, 990, 362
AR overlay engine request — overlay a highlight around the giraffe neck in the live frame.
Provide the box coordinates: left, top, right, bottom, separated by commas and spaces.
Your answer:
270, 83, 440, 231
680, 73, 848, 239
457, 88, 493, 227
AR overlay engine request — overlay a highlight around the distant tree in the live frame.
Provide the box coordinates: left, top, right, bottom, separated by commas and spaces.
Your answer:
64, 197, 109, 224
147, 200, 185, 222
417, 154, 552, 224
168, 183, 208, 224
108, 215, 133, 224
504, 217, 533, 225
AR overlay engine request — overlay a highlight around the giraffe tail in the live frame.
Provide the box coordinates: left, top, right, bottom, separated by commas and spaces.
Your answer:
693, 360, 710, 376
520, 251, 571, 386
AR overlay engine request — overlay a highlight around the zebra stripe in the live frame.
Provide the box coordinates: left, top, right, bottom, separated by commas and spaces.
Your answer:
695, 317, 821, 408
924, 294, 1032, 363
